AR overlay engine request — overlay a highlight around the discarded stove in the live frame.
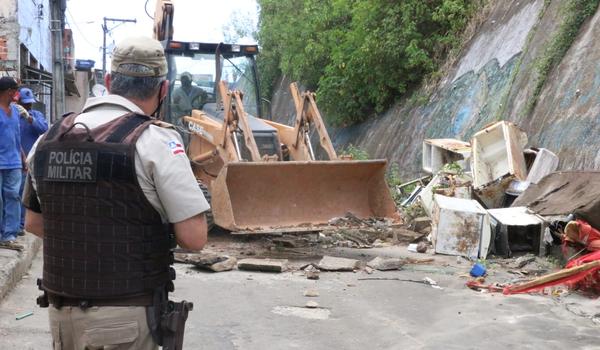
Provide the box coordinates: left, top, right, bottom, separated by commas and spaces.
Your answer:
487, 207, 546, 258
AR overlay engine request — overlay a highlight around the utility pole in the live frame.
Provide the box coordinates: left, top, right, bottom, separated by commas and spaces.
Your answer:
50, 0, 66, 121
101, 17, 137, 77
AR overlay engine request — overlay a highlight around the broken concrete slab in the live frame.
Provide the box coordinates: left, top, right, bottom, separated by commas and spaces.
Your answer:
238, 258, 289, 273
431, 195, 491, 260
305, 301, 319, 308
207, 257, 238, 272
367, 257, 404, 271
303, 289, 320, 297
318, 256, 360, 271
177, 252, 238, 272
304, 265, 320, 280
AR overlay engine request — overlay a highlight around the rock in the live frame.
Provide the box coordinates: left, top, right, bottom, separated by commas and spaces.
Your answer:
208, 257, 237, 272
410, 217, 432, 233
318, 256, 360, 271
305, 301, 319, 308
364, 266, 374, 274
237, 258, 288, 272
367, 256, 404, 271
304, 265, 320, 280
303, 289, 320, 297
271, 237, 299, 248
416, 241, 428, 253
514, 255, 536, 269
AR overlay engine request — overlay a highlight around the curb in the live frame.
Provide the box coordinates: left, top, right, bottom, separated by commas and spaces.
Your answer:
0, 234, 42, 302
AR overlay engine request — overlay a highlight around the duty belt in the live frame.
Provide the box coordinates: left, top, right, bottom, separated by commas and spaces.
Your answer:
48, 293, 153, 309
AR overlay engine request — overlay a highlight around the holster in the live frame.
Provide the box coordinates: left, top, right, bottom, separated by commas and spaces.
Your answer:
147, 284, 193, 350
36, 278, 49, 308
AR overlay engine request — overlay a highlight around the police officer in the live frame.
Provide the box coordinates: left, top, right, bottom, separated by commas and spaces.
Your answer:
23, 36, 209, 349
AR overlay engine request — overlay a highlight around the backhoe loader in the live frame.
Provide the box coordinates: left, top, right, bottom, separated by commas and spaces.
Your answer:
154, 0, 398, 234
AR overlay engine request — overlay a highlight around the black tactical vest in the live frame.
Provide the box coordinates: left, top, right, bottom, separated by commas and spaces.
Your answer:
33, 112, 174, 299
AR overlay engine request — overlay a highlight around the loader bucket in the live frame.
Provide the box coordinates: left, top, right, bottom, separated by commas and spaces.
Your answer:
210, 160, 398, 233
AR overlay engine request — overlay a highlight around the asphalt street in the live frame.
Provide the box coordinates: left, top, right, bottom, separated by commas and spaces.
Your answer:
1, 249, 599, 349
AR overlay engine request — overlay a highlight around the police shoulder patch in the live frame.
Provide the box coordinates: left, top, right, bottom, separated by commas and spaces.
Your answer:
167, 140, 185, 156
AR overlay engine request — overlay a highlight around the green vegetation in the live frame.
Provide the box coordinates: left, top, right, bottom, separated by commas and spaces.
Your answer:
339, 143, 370, 160
526, 0, 600, 115
257, 0, 481, 125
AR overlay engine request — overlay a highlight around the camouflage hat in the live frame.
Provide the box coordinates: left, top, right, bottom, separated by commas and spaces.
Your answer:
111, 36, 167, 77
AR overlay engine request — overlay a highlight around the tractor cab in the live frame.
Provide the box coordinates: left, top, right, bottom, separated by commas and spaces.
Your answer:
162, 42, 262, 126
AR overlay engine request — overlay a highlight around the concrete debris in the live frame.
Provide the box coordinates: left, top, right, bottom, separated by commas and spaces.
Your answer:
320, 225, 419, 249
513, 255, 537, 269
0, 241, 24, 252
318, 256, 360, 271
238, 258, 289, 273
305, 301, 319, 308
422, 277, 443, 290
364, 266, 374, 274
175, 252, 236, 272
367, 257, 404, 271
271, 237, 300, 248
416, 241, 428, 253
409, 217, 432, 233
303, 289, 320, 297
207, 257, 238, 272
304, 265, 321, 280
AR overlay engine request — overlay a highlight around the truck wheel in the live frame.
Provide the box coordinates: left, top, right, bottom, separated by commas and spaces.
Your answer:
197, 180, 215, 231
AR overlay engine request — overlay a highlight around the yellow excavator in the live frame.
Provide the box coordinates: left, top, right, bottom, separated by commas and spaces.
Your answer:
154, 0, 398, 234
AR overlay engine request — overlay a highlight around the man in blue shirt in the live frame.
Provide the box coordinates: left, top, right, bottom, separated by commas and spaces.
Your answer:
17, 88, 48, 233
0, 77, 24, 242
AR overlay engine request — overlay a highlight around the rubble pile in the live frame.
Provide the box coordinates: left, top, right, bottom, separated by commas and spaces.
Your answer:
320, 212, 420, 249
399, 120, 600, 296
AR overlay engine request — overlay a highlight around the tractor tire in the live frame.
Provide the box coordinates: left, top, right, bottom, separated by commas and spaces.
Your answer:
197, 180, 215, 231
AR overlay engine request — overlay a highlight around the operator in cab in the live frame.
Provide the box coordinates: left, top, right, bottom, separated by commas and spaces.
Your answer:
172, 71, 208, 120
23, 36, 209, 349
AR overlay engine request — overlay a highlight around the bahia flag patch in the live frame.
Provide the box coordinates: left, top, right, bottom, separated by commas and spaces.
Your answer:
168, 140, 185, 155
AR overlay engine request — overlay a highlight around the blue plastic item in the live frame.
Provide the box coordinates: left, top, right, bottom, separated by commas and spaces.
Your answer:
470, 263, 487, 277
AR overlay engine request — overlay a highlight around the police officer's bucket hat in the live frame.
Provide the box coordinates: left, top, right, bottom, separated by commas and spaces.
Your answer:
19, 88, 37, 103
111, 36, 168, 78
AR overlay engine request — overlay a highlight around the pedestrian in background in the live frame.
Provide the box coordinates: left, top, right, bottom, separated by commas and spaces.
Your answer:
17, 87, 48, 234
0, 77, 24, 243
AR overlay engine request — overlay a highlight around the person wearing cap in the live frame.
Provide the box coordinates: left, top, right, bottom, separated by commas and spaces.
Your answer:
17, 88, 48, 234
23, 36, 209, 349
0, 76, 24, 243
171, 71, 208, 120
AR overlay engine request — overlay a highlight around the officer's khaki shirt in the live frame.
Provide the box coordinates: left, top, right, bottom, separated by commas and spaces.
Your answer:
27, 94, 209, 223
